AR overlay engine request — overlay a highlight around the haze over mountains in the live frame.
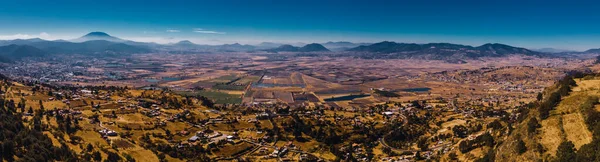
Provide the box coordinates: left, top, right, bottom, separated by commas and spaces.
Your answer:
0, 31, 598, 62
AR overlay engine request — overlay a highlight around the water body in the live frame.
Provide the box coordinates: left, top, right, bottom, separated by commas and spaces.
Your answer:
324, 94, 370, 102
162, 77, 181, 81
145, 79, 160, 83
400, 87, 431, 92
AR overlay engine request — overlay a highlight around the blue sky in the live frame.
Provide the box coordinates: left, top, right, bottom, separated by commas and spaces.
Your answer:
1, 0, 600, 50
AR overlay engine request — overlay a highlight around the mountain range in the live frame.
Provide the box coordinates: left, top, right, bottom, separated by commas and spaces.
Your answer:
346, 41, 543, 59
0, 44, 47, 62
532, 48, 577, 53
322, 41, 372, 51
0, 31, 597, 63
266, 43, 330, 52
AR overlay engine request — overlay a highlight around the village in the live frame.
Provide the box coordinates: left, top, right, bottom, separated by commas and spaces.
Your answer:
0, 72, 524, 161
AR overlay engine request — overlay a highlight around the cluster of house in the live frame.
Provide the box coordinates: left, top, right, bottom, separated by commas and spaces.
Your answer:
98, 128, 118, 142
143, 105, 162, 117
258, 142, 294, 159
187, 130, 235, 145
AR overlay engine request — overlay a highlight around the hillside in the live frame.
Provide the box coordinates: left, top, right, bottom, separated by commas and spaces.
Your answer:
0, 44, 47, 62
495, 74, 600, 161
347, 41, 542, 59
29, 40, 152, 55
585, 48, 600, 53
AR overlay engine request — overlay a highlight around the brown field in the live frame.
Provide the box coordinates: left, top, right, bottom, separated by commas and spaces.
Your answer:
213, 142, 254, 157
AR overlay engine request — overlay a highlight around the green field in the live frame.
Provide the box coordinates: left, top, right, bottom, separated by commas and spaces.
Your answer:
210, 75, 259, 91
212, 84, 246, 91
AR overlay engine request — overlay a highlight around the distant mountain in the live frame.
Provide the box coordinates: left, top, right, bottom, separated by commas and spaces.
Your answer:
31, 40, 151, 55
475, 43, 538, 57
218, 43, 255, 52
533, 48, 577, 53
71, 32, 124, 43
256, 42, 284, 49
299, 43, 330, 52
322, 41, 371, 51
172, 40, 199, 47
347, 41, 542, 59
0, 32, 153, 55
0, 39, 151, 56
0, 38, 47, 46
585, 48, 600, 53
168, 41, 255, 52
0, 44, 47, 62
268, 45, 298, 52
266, 43, 329, 52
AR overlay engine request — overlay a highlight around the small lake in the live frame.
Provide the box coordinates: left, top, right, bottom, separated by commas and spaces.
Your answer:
324, 94, 370, 102
400, 87, 431, 92
162, 77, 182, 81
145, 79, 160, 83
145, 77, 181, 83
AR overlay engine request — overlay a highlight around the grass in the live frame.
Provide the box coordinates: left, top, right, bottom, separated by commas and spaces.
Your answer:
539, 116, 563, 156
75, 130, 110, 147
563, 113, 593, 148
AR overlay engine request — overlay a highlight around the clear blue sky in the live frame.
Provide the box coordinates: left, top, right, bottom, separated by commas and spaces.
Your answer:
1, 0, 600, 50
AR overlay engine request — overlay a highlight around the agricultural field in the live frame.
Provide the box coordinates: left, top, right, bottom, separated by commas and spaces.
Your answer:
1, 48, 597, 162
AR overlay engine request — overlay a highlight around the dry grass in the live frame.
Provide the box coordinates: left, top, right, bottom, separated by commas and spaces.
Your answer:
539, 116, 563, 156
121, 146, 160, 162
563, 113, 593, 148
75, 130, 109, 147
539, 82, 596, 156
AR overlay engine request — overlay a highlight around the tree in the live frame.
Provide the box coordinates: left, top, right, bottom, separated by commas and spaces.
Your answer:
417, 137, 428, 151
93, 151, 102, 161
452, 125, 468, 138
449, 152, 458, 160
537, 92, 543, 101
105, 151, 121, 162
487, 120, 502, 130
515, 139, 527, 154
382, 147, 393, 156
39, 100, 44, 112
86, 143, 94, 152
554, 141, 575, 162
157, 153, 166, 162
123, 153, 136, 162
527, 118, 540, 135
165, 129, 172, 138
